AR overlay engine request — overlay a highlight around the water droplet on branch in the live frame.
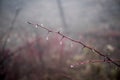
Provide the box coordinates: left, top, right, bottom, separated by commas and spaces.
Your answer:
40, 24, 44, 27
60, 41, 62, 45
70, 65, 74, 68
35, 25, 38, 28
46, 36, 49, 40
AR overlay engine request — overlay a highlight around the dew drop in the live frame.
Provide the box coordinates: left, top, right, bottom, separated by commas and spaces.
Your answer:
92, 49, 96, 53
41, 24, 44, 27
70, 65, 74, 68
60, 41, 62, 45
35, 25, 38, 28
46, 36, 49, 40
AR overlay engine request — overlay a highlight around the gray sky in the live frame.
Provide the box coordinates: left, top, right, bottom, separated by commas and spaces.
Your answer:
0, 0, 120, 39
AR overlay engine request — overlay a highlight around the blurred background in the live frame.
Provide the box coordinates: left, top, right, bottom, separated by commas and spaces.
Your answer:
0, 0, 120, 80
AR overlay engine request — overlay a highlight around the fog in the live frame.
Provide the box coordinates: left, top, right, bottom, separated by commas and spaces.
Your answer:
0, 0, 120, 80
1, 0, 120, 34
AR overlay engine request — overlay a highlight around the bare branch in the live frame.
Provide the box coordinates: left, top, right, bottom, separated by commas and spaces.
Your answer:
27, 22, 120, 67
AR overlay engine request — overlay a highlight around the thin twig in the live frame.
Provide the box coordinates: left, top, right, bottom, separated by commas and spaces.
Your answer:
27, 22, 120, 67
70, 59, 120, 68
